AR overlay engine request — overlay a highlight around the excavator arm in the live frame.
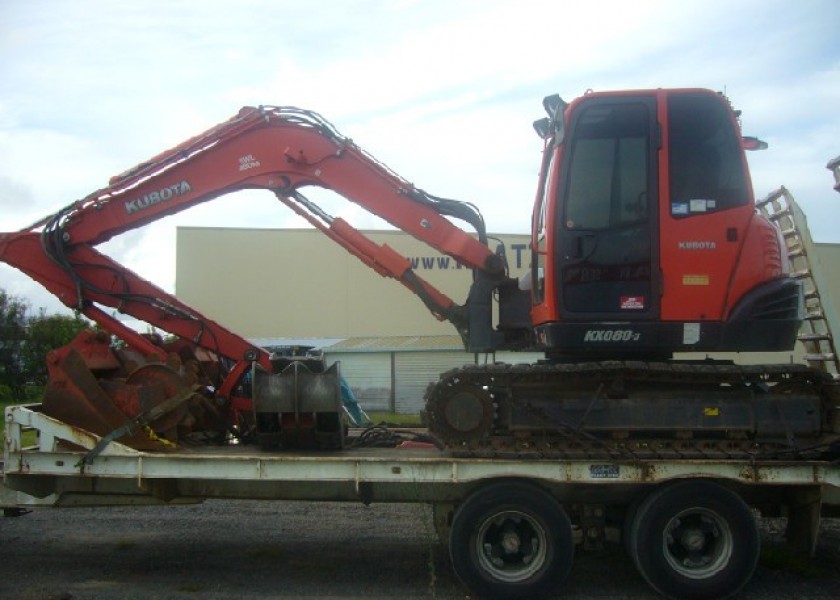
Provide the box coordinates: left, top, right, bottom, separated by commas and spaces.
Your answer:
0, 105, 519, 446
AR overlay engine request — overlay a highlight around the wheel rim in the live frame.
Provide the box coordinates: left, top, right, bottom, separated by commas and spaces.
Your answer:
662, 507, 733, 579
475, 510, 548, 583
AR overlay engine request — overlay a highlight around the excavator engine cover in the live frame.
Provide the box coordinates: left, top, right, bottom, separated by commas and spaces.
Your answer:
252, 359, 344, 450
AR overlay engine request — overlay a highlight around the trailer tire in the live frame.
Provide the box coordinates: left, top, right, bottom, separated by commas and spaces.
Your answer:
623, 492, 645, 557
449, 480, 573, 600
628, 480, 759, 600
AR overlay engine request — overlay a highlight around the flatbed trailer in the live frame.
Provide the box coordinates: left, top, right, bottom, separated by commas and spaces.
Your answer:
3, 403, 840, 600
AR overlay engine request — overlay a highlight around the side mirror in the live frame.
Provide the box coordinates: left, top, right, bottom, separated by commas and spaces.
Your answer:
533, 118, 551, 139
742, 136, 768, 151
542, 94, 567, 119
541, 94, 568, 144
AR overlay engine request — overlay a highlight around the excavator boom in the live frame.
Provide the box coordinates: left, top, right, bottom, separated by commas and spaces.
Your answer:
1, 105, 520, 353
0, 105, 517, 446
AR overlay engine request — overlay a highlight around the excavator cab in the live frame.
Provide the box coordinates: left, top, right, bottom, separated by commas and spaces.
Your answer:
529, 89, 802, 358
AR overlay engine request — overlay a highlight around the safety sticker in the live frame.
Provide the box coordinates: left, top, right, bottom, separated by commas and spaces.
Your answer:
690, 199, 708, 213
671, 202, 689, 215
620, 296, 645, 310
683, 274, 710, 286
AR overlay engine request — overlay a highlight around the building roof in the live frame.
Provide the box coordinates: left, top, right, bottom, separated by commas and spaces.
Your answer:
248, 335, 466, 353
325, 335, 465, 353
248, 338, 346, 351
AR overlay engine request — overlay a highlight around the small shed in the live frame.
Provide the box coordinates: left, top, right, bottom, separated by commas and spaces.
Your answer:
324, 335, 471, 413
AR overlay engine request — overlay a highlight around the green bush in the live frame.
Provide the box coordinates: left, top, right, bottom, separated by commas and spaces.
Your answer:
22, 384, 45, 401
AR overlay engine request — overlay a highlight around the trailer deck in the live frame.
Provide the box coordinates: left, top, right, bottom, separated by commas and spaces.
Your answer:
5, 404, 840, 509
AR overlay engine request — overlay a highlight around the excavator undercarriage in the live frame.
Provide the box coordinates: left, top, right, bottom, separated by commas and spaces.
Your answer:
425, 360, 840, 460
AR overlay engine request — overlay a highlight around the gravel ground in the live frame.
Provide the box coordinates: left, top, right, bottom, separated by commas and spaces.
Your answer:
1, 500, 839, 600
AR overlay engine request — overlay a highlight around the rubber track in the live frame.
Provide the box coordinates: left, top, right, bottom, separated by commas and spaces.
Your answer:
425, 360, 839, 461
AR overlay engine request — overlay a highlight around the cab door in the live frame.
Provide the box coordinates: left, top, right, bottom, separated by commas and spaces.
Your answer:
556, 97, 659, 319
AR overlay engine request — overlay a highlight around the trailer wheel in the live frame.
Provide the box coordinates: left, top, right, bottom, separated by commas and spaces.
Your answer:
449, 481, 574, 600
628, 480, 759, 600
622, 492, 645, 557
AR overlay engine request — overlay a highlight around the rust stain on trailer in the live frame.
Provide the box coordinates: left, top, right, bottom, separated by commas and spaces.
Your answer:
66, 425, 100, 451
639, 463, 658, 482
739, 467, 756, 482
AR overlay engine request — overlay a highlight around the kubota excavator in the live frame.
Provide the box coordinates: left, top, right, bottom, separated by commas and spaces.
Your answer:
1, 88, 836, 457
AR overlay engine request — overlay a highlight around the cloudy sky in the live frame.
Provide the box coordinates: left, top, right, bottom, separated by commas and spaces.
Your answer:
1, 0, 838, 319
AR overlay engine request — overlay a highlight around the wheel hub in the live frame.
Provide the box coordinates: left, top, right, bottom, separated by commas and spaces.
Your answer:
501, 529, 521, 554
477, 511, 546, 582
664, 508, 732, 578
680, 527, 707, 553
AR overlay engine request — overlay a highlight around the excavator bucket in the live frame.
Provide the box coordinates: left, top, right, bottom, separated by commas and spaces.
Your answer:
40, 330, 220, 450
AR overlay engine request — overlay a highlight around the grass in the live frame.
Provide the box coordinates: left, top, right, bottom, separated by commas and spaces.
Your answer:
1, 385, 44, 430
1, 399, 41, 448
366, 411, 423, 427
1, 399, 18, 437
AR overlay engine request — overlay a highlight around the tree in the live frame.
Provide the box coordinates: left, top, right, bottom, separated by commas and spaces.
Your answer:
0, 289, 92, 395
21, 310, 91, 385
0, 290, 29, 393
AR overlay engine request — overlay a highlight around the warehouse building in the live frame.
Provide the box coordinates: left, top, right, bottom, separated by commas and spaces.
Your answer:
176, 227, 839, 414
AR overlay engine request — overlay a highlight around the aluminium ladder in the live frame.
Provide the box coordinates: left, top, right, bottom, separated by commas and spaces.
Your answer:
757, 186, 839, 380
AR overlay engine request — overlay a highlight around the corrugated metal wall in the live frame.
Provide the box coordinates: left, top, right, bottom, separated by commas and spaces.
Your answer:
326, 353, 392, 412
394, 352, 476, 414
325, 349, 549, 415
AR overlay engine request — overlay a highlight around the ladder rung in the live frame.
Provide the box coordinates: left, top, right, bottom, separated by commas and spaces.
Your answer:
799, 333, 832, 342
757, 187, 788, 208
805, 353, 836, 362
766, 209, 792, 222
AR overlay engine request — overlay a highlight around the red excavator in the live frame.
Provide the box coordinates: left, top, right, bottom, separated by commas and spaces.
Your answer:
0, 88, 835, 456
